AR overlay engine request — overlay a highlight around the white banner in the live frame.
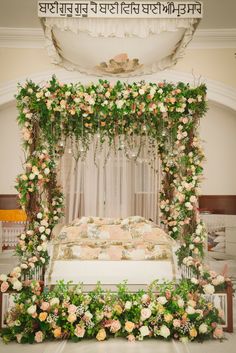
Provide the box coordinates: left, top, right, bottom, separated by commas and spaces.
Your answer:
38, 1, 203, 18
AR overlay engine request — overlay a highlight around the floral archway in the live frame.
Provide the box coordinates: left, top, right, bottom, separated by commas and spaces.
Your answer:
0, 77, 229, 343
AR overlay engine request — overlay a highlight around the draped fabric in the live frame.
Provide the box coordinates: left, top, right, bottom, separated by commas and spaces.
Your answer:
59, 138, 160, 224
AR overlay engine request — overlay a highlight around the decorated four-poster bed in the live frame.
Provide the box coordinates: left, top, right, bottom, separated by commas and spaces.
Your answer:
0, 78, 233, 343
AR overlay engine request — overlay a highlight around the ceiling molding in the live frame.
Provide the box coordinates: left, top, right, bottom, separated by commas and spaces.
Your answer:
189, 28, 236, 49
0, 68, 236, 112
0, 27, 236, 49
0, 27, 44, 48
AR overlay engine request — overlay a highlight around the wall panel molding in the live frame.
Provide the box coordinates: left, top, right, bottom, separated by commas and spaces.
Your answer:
0, 27, 236, 49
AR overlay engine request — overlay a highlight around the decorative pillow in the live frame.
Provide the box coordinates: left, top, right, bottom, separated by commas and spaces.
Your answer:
213, 235, 225, 243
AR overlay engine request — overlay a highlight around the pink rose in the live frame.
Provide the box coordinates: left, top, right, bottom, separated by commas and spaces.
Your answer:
213, 327, 223, 339
68, 304, 77, 314
1, 281, 9, 293
40, 302, 50, 311
141, 308, 152, 321
127, 334, 135, 342
74, 325, 85, 338
173, 319, 181, 328
110, 320, 121, 333
35, 331, 43, 343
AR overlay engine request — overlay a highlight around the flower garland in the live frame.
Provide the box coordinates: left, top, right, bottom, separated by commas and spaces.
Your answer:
1, 280, 225, 344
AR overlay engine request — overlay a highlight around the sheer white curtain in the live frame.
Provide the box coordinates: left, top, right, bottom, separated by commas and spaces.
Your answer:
59, 137, 160, 224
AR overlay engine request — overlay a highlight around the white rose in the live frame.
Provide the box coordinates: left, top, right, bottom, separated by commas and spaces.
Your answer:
21, 264, 28, 269
141, 308, 152, 321
141, 294, 150, 303
159, 325, 170, 338
191, 277, 199, 285
39, 226, 45, 233
44, 168, 50, 175
27, 305, 37, 315
27, 230, 34, 236
12, 280, 22, 291
212, 275, 225, 286
157, 296, 167, 305
50, 298, 60, 306
29, 173, 35, 180
185, 202, 193, 210
203, 284, 215, 295
116, 100, 124, 109
125, 301, 132, 310
41, 235, 47, 241
40, 220, 48, 227
45, 229, 51, 235
177, 299, 184, 307
139, 325, 150, 337
41, 242, 47, 251
20, 233, 26, 240
190, 195, 197, 203
37, 213, 43, 219
186, 306, 195, 315
37, 245, 42, 252
0, 274, 8, 282
84, 311, 93, 320
199, 323, 208, 334
139, 89, 145, 95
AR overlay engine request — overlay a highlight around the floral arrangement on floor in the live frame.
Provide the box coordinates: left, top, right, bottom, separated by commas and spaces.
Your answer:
0, 77, 232, 343
1, 280, 225, 344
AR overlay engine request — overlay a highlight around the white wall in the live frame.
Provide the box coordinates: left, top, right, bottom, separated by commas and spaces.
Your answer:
0, 101, 235, 195
0, 104, 23, 194
200, 102, 236, 195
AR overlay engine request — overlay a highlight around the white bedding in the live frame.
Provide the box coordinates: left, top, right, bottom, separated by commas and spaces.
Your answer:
46, 217, 179, 288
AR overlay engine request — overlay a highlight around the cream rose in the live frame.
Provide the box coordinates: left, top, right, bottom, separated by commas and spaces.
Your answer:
50, 297, 60, 306
203, 284, 215, 295
157, 296, 167, 305
199, 323, 208, 334
139, 325, 150, 337
0, 274, 8, 282
27, 305, 37, 315
159, 325, 170, 338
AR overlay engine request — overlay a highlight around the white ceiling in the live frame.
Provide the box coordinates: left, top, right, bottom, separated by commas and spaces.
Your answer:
0, 0, 236, 29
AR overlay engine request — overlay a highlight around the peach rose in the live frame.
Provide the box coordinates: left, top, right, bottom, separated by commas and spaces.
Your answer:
40, 301, 50, 311
127, 334, 135, 342
1, 281, 9, 293
125, 321, 135, 333
213, 326, 223, 339
53, 327, 62, 338
34, 331, 43, 343
74, 325, 85, 338
110, 320, 121, 333
39, 312, 48, 322
67, 313, 77, 323
164, 313, 173, 323
96, 328, 106, 341
189, 327, 198, 338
